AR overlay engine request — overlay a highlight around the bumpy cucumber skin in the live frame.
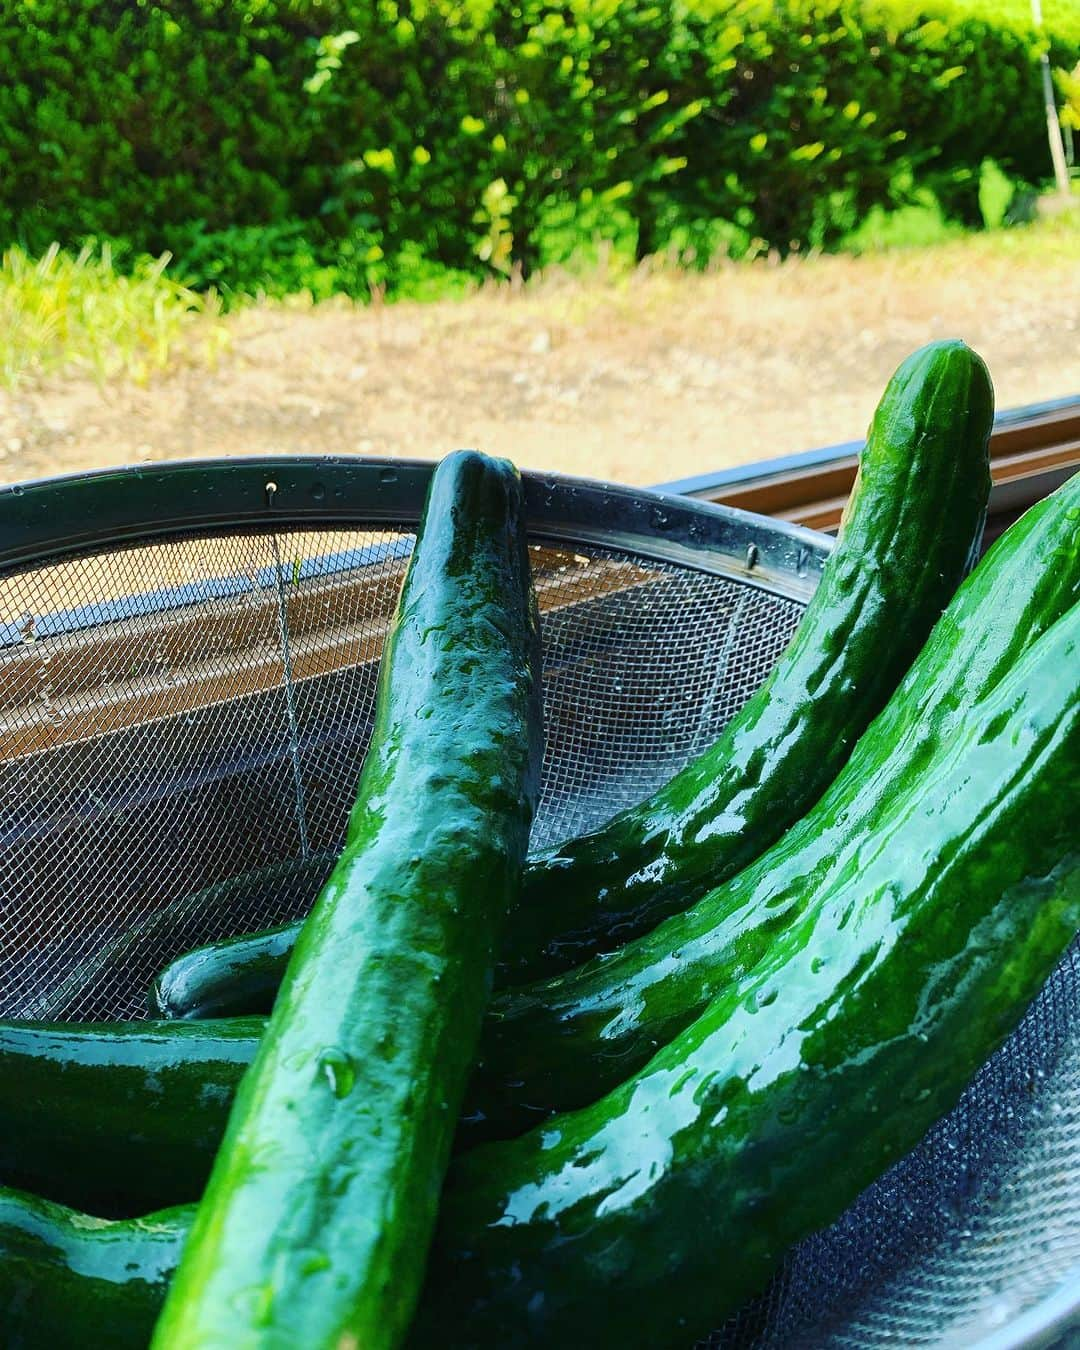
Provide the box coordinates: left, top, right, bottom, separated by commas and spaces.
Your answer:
0, 1018, 261, 1215
465, 468, 1080, 1139
0, 1186, 189, 1350
413, 603, 1080, 1348
151, 451, 542, 1350
155, 339, 993, 1016
502, 339, 993, 977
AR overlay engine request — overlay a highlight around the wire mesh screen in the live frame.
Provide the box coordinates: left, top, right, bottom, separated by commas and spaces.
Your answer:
0, 518, 1076, 1349
0, 527, 803, 1023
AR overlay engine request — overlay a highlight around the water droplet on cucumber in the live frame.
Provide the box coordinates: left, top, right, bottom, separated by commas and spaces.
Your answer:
318, 1046, 356, 1098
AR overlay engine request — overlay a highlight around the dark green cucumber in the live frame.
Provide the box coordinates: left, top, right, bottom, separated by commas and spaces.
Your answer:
144, 472, 1080, 1160
0, 1185, 189, 1350
153, 338, 993, 1015
413, 599, 1080, 1348
145, 475, 1080, 1160
465, 467, 1080, 1139
149, 921, 299, 1019
18, 483, 1075, 1198
152, 451, 542, 1349
151, 920, 300, 1020
0, 1018, 261, 1215
504, 339, 993, 978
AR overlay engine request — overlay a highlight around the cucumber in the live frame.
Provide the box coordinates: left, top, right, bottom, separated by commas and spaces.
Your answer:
0, 1018, 261, 1215
467, 468, 1080, 1138
0, 1185, 188, 1350
151, 338, 993, 1016
138, 475, 1080, 1167
9, 481, 1072, 1215
22, 476, 1069, 1216
506, 339, 993, 978
149, 921, 297, 1020
413, 598, 1080, 1348
151, 451, 542, 1349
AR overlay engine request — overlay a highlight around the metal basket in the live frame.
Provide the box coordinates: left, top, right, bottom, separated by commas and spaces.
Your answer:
0, 456, 1076, 1348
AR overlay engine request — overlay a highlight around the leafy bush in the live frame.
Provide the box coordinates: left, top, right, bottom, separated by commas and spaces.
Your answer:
166, 222, 478, 303
166, 222, 372, 302
1, 0, 1077, 295
1058, 61, 1080, 130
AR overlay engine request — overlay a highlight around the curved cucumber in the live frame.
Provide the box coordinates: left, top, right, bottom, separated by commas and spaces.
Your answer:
137, 474, 1080, 1161
149, 920, 298, 1020
151, 919, 301, 1020
504, 339, 993, 978
152, 338, 993, 1016
466, 468, 1080, 1138
152, 451, 542, 1349
0, 1018, 261, 1215
0, 1186, 189, 1350
12, 483, 1072, 1211
413, 600, 1080, 1348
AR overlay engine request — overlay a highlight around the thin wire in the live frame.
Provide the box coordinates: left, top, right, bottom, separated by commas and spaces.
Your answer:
270, 531, 311, 860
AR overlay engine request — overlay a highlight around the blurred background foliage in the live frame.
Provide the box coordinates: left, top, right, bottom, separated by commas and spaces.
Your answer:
1, 0, 1077, 303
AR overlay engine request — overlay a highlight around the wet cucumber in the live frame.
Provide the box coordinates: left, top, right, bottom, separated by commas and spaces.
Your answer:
150, 919, 296, 1020
152, 451, 542, 1349
149, 921, 297, 1020
467, 468, 1080, 1137
7, 481, 1076, 1223
39, 853, 335, 1023
413, 599, 1080, 1348
506, 338, 993, 978
0, 1018, 261, 1215
151, 339, 993, 1017
11, 481, 1074, 1217
0, 1185, 188, 1350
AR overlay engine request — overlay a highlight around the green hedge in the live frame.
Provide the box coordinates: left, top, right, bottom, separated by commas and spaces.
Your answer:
2, 0, 1077, 294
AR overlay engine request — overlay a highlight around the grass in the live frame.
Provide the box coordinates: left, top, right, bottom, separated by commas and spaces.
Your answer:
0, 243, 227, 389
2, 187, 1076, 393
3, 203, 1075, 493
465, 206, 1080, 347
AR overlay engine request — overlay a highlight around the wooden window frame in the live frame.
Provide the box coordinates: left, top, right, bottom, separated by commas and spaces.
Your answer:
658, 395, 1080, 547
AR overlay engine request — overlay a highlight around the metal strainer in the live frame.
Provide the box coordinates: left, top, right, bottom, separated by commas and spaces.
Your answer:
0, 457, 1076, 1348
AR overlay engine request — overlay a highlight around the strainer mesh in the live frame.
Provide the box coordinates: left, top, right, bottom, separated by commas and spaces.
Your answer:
0, 527, 802, 1022
0, 522, 1075, 1348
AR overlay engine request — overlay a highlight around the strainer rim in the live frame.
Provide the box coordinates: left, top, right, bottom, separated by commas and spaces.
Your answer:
0, 455, 830, 603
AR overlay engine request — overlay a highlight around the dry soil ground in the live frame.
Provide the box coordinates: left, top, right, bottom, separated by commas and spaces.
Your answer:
1, 226, 1078, 489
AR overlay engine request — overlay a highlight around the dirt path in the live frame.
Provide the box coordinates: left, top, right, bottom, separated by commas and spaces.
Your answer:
1, 227, 1077, 489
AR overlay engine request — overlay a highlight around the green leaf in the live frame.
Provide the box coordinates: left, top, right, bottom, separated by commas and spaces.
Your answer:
933, 65, 967, 89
